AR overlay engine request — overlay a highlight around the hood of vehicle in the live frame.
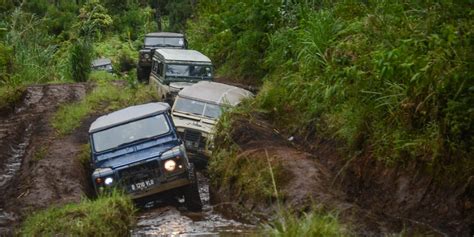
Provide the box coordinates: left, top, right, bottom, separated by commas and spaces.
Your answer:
169, 82, 194, 90
172, 114, 215, 134
94, 135, 179, 169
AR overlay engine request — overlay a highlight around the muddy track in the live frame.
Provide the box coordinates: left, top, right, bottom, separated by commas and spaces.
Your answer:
212, 115, 473, 236
0, 83, 90, 234
0, 82, 254, 236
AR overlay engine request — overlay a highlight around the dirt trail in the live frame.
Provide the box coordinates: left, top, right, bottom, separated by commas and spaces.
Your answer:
212, 114, 473, 236
0, 83, 90, 234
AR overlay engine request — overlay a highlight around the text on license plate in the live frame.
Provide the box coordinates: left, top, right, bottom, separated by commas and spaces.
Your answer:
131, 179, 154, 191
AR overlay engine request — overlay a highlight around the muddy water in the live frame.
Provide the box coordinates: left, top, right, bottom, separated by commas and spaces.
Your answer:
0, 124, 33, 233
131, 173, 256, 236
0, 124, 32, 188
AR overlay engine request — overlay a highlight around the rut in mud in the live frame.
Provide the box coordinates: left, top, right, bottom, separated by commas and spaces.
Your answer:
0, 83, 90, 234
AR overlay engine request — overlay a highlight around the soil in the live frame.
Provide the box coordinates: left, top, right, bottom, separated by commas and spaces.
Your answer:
211, 114, 474, 236
0, 83, 91, 234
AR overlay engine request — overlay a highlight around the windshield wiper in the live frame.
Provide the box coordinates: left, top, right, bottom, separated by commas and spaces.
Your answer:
175, 110, 203, 117
116, 136, 154, 148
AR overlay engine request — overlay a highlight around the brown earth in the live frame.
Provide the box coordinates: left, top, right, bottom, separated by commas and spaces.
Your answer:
210, 114, 474, 236
0, 83, 92, 234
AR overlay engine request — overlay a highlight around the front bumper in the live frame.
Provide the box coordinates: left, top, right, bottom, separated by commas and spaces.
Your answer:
129, 176, 191, 199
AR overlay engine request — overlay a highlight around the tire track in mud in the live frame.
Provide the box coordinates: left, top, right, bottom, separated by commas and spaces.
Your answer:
0, 83, 89, 235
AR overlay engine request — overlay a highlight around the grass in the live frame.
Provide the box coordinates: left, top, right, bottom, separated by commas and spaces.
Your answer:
189, 0, 474, 182
21, 191, 136, 236
32, 146, 48, 162
263, 210, 346, 237
209, 103, 285, 203
0, 85, 24, 111
51, 79, 159, 135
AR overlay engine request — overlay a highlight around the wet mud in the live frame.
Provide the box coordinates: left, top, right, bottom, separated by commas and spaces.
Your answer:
131, 173, 256, 236
0, 83, 89, 235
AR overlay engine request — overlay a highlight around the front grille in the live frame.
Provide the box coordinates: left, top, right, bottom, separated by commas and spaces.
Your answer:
184, 129, 201, 142
181, 129, 206, 150
118, 160, 160, 193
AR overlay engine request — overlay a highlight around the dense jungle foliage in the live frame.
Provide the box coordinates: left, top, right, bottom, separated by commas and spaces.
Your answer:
0, 0, 193, 87
188, 0, 473, 180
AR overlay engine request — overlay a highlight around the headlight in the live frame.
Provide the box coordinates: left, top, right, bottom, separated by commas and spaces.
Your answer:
104, 177, 113, 186
144, 53, 150, 59
164, 159, 177, 171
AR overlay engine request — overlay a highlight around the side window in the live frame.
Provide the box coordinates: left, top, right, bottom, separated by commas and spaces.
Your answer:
158, 63, 163, 76
152, 60, 158, 74
152, 60, 163, 76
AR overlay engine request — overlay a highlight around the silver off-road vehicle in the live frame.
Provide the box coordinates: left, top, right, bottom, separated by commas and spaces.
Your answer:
91, 58, 113, 73
171, 81, 253, 165
137, 32, 187, 83
149, 49, 213, 103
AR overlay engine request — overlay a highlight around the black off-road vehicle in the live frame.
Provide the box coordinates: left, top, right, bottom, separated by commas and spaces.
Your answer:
137, 32, 187, 83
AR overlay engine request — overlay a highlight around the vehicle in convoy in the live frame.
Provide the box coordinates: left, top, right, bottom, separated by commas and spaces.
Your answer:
91, 58, 113, 73
88, 102, 202, 210
149, 49, 213, 104
137, 32, 187, 83
171, 81, 253, 164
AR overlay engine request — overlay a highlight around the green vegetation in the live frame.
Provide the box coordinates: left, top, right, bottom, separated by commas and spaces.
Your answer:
189, 0, 473, 180
52, 79, 159, 135
21, 191, 135, 236
209, 105, 284, 203
0, 86, 24, 112
263, 210, 345, 237
33, 146, 48, 162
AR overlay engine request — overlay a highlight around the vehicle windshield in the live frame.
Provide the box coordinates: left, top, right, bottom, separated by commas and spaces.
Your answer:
165, 64, 212, 79
92, 114, 170, 153
144, 37, 184, 48
173, 97, 223, 119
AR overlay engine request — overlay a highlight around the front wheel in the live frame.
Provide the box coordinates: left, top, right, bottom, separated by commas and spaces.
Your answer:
184, 164, 202, 211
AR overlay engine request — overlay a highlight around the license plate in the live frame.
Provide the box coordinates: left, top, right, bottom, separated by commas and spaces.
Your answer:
130, 179, 155, 191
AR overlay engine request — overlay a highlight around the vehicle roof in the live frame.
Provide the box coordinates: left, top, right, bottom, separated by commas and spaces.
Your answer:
145, 32, 184, 38
89, 103, 170, 133
155, 49, 211, 63
91, 58, 112, 67
178, 81, 253, 106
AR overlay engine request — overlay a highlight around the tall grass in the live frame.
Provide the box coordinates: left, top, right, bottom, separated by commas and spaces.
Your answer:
189, 0, 474, 180
52, 79, 159, 135
263, 210, 346, 237
21, 191, 135, 236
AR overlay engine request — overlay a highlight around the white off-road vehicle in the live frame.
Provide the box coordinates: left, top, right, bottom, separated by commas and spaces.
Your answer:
171, 81, 253, 165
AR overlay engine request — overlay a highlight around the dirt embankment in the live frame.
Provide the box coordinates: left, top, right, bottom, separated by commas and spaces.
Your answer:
0, 83, 92, 233
211, 114, 473, 236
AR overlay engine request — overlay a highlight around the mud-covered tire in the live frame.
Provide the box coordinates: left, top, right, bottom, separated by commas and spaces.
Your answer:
184, 164, 202, 211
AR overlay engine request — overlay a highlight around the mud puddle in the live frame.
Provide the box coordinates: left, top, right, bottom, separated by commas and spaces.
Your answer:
131, 173, 256, 236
